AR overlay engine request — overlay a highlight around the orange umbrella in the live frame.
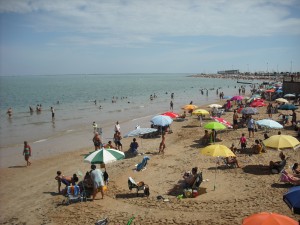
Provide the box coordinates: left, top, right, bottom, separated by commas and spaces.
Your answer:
265, 89, 275, 93
182, 104, 198, 110
242, 212, 298, 225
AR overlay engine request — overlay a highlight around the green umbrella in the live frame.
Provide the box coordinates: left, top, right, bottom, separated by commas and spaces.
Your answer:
204, 122, 226, 130
84, 148, 125, 164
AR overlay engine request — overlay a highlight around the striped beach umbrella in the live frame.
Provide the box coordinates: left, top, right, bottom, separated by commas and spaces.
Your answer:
84, 148, 125, 164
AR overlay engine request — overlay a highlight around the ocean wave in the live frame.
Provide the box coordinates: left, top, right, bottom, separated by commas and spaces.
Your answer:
33, 139, 47, 143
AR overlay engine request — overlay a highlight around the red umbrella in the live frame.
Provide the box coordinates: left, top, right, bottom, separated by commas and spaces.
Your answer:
250, 101, 267, 107
161, 111, 179, 118
252, 98, 264, 102
211, 116, 232, 128
242, 212, 298, 225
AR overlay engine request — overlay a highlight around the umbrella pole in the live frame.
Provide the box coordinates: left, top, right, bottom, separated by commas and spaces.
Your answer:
214, 159, 218, 191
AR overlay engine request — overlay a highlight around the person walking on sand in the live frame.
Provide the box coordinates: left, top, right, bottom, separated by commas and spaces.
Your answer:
247, 115, 255, 138
159, 132, 166, 154
114, 121, 121, 133
90, 164, 104, 201
23, 141, 32, 166
233, 110, 239, 130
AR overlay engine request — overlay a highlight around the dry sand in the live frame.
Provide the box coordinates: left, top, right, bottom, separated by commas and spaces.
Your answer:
0, 99, 300, 225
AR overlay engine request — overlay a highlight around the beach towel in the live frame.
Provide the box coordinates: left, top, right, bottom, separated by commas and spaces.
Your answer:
136, 156, 150, 171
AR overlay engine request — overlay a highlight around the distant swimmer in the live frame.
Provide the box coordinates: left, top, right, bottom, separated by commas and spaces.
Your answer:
7, 107, 12, 118
29, 106, 34, 114
51, 107, 55, 119
99, 105, 102, 109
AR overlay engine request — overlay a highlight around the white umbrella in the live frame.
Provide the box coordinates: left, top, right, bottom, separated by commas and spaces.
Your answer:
275, 98, 289, 103
208, 104, 222, 108
256, 119, 283, 129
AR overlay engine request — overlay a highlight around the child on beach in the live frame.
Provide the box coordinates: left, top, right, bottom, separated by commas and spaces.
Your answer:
23, 141, 32, 166
238, 133, 247, 153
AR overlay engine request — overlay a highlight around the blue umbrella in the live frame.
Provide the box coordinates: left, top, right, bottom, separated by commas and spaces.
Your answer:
151, 115, 173, 126
278, 104, 298, 110
256, 119, 283, 129
241, 107, 258, 115
283, 186, 300, 214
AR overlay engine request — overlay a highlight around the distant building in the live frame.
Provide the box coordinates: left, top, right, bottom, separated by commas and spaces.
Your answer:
217, 70, 239, 75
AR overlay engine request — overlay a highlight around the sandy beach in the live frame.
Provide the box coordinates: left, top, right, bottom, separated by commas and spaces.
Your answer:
0, 97, 299, 225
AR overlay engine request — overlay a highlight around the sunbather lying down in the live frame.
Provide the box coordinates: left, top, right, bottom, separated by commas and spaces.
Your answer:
280, 170, 300, 185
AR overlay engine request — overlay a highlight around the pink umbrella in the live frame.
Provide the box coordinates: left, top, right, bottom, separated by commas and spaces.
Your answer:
231, 95, 244, 101
211, 116, 233, 128
161, 111, 179, 118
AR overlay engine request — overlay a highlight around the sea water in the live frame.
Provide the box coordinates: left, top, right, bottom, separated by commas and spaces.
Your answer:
0, 73, 257, 167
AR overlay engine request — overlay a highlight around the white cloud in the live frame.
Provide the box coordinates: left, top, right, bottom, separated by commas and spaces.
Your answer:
1, 0, 300, 41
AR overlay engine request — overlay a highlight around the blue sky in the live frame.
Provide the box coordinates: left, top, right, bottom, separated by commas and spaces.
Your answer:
0, 0, 300, 75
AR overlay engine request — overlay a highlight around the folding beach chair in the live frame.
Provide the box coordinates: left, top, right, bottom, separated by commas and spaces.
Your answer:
128, 177, 150, 197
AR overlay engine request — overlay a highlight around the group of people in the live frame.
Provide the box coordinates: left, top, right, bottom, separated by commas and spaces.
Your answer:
55, 164, 109, 201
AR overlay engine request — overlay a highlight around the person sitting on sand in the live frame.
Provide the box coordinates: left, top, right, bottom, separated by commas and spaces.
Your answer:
183, 167, 198, 188
230, 143, 238, 154
55, 171, 79, 194
130, 138, 139, 155
104, 141, 115, 149
251, 139, 262, 154
269, 152, 286, 174
225, 156, 240, 168
292, 163, 300, 177
201, 130, 210, 146
281, 170, 300, 185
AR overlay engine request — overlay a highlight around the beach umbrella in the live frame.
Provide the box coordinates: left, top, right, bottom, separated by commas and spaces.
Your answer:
151, 115, 173, 126
208, 104, 222, 108
200, 144, 235, 190
192, 109, 210, 116
242, 212, 298, 225
262, 135, 300, 150
275, 98, 289, 103
256, 119, 283, 129
204, 122, 226, 130
247, 97, 261, 103
161, 111, 179, 118
276, 89, 283, 93
250, 101, 267, 107
182, 104, 198, 110
284, 94, 296, 98
230, 95, 244, 101
84, 148, 125, 164
278, 104, 298, 111
211, 116, 232, 128
283, 186, 300, 214
241, 107, 258, 115
123, 128, 158, 138
200, 144, 235, 157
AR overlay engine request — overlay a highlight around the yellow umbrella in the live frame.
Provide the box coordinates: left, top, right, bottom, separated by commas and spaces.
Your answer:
275, 98, 289, 103
200, 144, 236, 157
182, 104, 198, 110
262, 135, 300, 150
192, 109, 210, 115
200, 144, 236, 190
